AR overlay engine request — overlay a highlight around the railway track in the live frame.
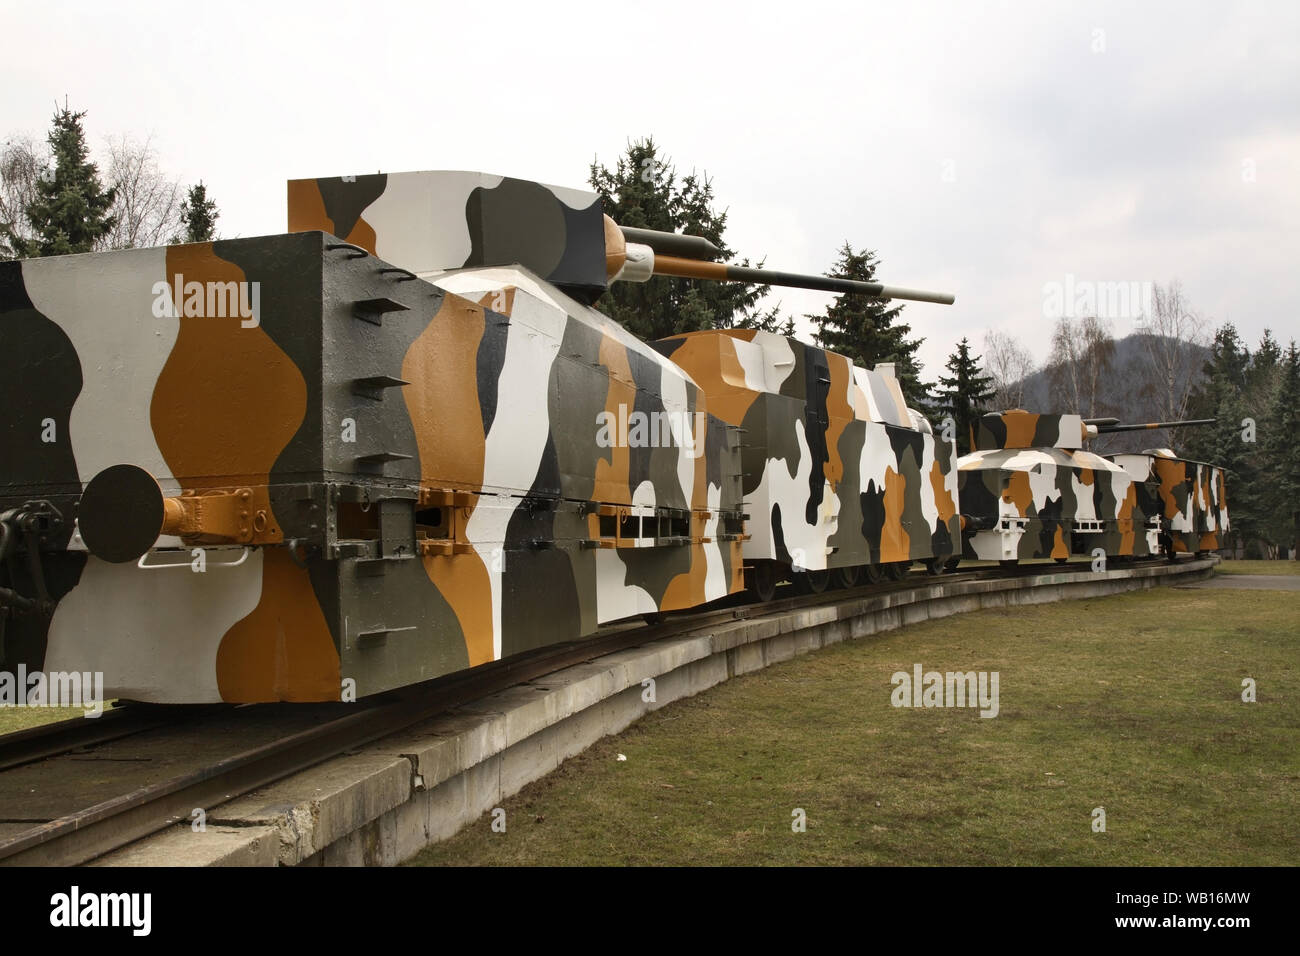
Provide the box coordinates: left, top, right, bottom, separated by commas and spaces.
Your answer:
0, 556, 1180, 866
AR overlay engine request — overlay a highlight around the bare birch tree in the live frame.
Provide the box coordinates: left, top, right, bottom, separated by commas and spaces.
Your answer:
100, 134, 184, 250
0, 134, 45, 258
983, 328, 1036, 409
1134, 280, 1210, 423
1047, 315, 1117, 420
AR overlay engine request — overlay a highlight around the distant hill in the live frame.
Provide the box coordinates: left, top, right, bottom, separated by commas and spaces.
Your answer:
1010, 333, 1210, 455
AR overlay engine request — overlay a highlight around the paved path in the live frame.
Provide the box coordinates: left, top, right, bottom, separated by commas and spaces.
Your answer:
1175, 574, 1300, 591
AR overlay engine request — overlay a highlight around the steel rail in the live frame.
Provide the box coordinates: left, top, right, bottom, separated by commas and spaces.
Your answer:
0, 704, 224, 773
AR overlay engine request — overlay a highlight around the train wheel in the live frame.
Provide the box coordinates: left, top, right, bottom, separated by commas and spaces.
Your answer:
642, 611, 666, 625
747, 563, 778, 603
943, 556, 961, 572
833, 565, 860, 589
1054, 557, 1069, 564
923, 556, 944, 575
863, 563, 883, 584
884, 562, 906, 581
793, 569, 831, 594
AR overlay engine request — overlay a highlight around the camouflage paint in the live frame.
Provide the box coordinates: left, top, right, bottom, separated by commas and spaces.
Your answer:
1110, 450, 1231, 554
287, 171, 608, 301
654, 329, 960, 574
1, 172, 1232, 705
1, 228, 748, 702
959, 412, 1230, 562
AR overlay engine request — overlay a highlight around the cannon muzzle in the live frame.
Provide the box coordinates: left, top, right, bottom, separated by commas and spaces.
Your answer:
1085, 418, 1216, 434
605, 216, 955, 305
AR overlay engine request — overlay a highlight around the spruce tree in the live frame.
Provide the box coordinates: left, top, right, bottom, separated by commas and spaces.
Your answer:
588, 137, 782, 341
810, 242, 929, 405
1251, 329, 1281, 377
1185, 323, 1258, 554
1263, 343, 1300, 556
937, 338, 995, 454
2, 105, 116, 258
176, 181, 218, 243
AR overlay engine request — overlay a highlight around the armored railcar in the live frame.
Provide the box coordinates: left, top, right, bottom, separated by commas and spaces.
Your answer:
957, 411, 1148, 563
0, 231, 747, 703
0, 168, 959, 703
1108, 450, 1229, 556
957, 410, 1228, 564
655, 330, 960, 597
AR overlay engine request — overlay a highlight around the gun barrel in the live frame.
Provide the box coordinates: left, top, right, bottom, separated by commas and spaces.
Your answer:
618, 226, 722, 260
649, 254, 956, 305
1094, 418, 1217, 433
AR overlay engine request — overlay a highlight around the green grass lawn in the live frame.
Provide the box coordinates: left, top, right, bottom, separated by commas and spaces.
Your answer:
411, 585, 1299, 866
1216, 559, 1300, 576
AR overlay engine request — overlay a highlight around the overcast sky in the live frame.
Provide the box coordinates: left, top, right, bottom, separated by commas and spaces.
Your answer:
4, 0, 1296, 378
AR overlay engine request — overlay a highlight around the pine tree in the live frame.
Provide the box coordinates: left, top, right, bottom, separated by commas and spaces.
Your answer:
937, 338, 995, 454
810, 242, 929, 405
588, 137, 784, 340
175, 181, 219, 243
1263, 342, 1300, 556
2, 105, 116, 258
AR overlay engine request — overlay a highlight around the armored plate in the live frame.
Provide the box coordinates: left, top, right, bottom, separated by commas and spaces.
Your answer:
0, 233, 744, 703
654, 329, 960, 571
1110, 452, 1230, 554
956, 411, 1228, 561
957, 444, 1147, 561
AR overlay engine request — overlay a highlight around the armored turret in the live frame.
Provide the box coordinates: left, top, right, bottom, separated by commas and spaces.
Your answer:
286, 170, 955, 306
